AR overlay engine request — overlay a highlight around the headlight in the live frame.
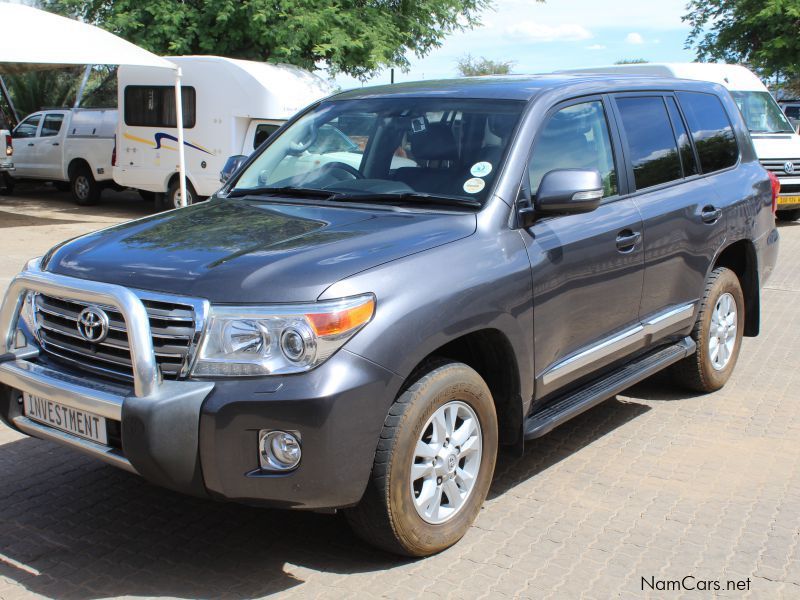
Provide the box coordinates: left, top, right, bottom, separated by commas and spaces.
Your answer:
191, 294, 375, 377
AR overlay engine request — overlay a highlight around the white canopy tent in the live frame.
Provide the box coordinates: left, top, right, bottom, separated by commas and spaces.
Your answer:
0, 2, 190, 206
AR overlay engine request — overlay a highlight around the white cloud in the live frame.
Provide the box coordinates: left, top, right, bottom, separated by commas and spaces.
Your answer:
586, 44, 607, 50
625, 32, 645, 44
507, 22, 593, 42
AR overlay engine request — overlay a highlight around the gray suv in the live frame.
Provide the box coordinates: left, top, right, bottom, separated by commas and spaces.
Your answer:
0, 75, 780, 556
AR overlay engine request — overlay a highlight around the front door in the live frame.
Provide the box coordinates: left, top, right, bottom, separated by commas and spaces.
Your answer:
11, 113, 42, 177
520, 97, 645, 399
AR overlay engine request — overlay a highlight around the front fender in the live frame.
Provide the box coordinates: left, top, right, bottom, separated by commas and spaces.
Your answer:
319, 226, 535, 412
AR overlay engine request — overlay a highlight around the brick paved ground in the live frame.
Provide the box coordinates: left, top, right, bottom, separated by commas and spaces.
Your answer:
0, 189, 798, 599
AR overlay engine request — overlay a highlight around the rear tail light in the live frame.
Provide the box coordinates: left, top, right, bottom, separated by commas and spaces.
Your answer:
5, 134, 11, 156
768, 170, 780, 215
111, 135, 116, 167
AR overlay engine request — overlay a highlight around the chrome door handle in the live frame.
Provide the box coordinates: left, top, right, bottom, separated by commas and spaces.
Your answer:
701, 205, 722, 224
616, 230, 641, 252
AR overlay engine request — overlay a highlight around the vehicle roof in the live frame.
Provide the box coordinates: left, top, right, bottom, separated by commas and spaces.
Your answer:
332, 73, 728, 102
559, 62, 767, 92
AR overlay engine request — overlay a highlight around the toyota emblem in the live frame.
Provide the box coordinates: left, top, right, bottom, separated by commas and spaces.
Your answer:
77, 306, 109, 343
784, 161, 795, 174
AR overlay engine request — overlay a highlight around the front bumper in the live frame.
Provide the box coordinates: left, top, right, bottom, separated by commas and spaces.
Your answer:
0, 264, 402, 510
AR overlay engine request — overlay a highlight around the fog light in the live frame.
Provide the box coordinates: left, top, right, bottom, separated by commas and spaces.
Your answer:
259, 430, 301, 471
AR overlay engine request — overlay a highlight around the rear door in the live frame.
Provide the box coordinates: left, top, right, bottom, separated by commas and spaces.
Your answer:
11, 113, 42, 176
611, 92, 730, 339
37, 112, 66, 179
520, 97, 645, 398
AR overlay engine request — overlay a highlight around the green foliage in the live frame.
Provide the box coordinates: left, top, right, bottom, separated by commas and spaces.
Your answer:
42, 0, 492, 80
2, 66, 116, 117
684, 0, 800, 78
614, 59, 649, 65
456, 54, 513, 76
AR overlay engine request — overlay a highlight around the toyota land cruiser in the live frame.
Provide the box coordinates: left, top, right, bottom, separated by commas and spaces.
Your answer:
0, 75, 780, 557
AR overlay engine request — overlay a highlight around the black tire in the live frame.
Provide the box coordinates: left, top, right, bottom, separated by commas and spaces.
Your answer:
776, 208, 800, 222
70, 165, 100, 206
1, 173, 13, 194
53, 181, 70, 192
346, 360, 498, 557
159, 178, 196, 211
670, 267, 745, 392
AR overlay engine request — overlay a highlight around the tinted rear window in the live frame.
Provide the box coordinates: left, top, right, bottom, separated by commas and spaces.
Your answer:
616, 96, 682, 190
676, 92, 738, 173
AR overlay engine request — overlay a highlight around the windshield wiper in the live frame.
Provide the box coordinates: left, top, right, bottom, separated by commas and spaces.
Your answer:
227, 186, 335, 199
328, 192, 481, 209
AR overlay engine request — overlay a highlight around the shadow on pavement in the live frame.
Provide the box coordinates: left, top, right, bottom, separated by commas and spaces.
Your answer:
0, 394, 656, 598
0, 183, 155, 221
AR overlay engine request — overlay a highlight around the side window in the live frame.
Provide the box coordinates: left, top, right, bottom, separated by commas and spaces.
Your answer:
124, 86, 197, 128
40, 114, 64, 138
529, 100, 617, 197
616, 96, 682, 190
13, 115, 40, 139
665, 97, 698, 177
676, 92, 739, 173
253, 124, 280, 149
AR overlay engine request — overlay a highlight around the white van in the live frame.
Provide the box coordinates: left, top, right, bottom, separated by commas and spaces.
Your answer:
3, 108, 116, 204
114, 56, 332, 210
561, 62, 800, 221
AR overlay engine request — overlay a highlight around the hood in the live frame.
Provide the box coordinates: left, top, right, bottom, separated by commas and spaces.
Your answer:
45, 198, 476, 303
751, 133, 800, 160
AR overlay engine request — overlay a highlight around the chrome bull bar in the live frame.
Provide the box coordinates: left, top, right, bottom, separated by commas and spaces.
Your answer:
0, 260, 214, 475
0, 259, 159, 397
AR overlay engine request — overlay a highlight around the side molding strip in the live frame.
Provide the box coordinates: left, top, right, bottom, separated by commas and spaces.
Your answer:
541, 303, 695, 386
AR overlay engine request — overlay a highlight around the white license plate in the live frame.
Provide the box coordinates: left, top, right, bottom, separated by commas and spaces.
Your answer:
23, 393, 108, 445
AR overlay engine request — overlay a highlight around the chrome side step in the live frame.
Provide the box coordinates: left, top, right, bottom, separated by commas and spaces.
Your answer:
524, 337, 696, 440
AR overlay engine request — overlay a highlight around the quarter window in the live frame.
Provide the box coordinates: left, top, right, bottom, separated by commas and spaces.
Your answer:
124, 86, 196, 128
40, 114, 64, 137
529, 100, 617, 198
677, 92, 738, 173
616, 96, 682, 190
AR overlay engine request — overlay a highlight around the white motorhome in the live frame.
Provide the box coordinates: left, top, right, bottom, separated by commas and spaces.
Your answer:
561, 62, 800, 221
114, 55, 332, 210
3, 108, 116, 204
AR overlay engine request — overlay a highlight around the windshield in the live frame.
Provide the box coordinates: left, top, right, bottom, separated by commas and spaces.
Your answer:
730, 91, 795, 134
230, 97, 526, 205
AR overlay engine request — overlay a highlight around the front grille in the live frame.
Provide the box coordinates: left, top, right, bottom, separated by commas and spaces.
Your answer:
779, 184, 800, 195
760, 159, 800, 177
32, 292, 200, 384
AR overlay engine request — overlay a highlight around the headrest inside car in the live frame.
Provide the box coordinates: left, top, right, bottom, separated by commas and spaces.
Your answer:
410, 123, 458, 162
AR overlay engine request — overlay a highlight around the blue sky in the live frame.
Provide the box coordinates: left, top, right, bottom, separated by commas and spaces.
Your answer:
334, 0, 697, 90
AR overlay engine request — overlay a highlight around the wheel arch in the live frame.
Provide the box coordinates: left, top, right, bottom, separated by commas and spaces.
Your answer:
404, 328, 524, 447
67, 157, 91, 180
711, 238, 760, 337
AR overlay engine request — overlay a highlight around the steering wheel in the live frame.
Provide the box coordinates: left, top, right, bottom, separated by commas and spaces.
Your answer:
317, 161, 363, 180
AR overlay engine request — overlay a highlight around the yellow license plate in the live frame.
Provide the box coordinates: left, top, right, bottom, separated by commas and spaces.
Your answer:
777, 195, 800, 205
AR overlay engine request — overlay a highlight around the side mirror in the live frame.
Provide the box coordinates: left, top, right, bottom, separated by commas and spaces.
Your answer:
220, 155, 247, 184
534, 169, 604, 215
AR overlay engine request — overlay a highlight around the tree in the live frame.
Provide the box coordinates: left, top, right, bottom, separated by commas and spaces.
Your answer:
684, 0, 800, 79
42, 0, 492, 80
614, 59, 648, 65
3, 66, 116, 118
456, 54, 513, 77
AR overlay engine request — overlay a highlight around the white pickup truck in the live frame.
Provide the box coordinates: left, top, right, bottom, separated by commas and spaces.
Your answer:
5, 108, 116, 204
0, 126, 12, 191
